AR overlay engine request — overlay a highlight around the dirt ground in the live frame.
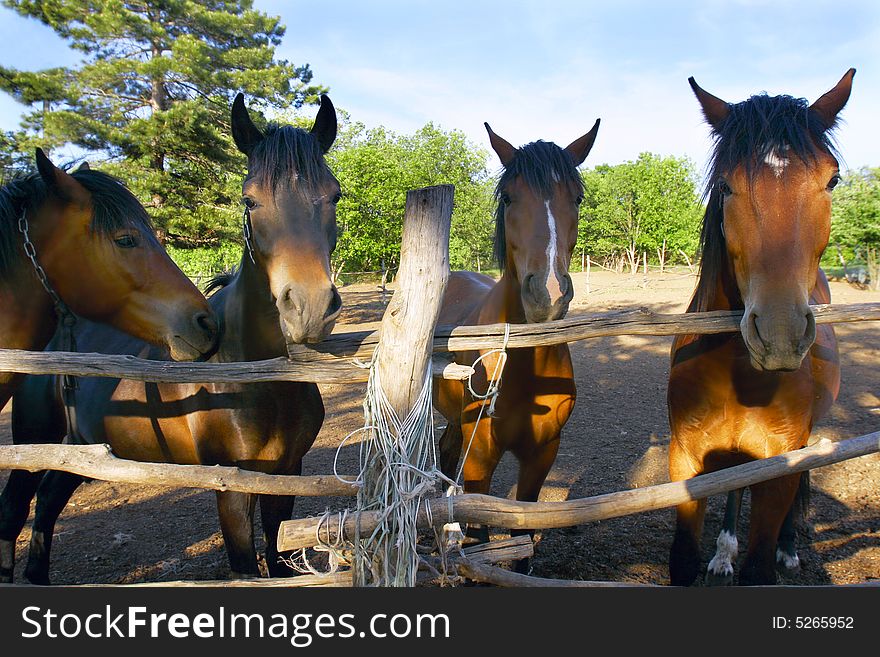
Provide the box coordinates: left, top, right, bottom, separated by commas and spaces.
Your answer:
1, 269, 877, 585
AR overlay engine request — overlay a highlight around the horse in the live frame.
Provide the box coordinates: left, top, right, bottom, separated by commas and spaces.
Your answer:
1, 93, 342, 584
0, 149, 219, 414
0, 152, 219, 583
433, 119, 600, 569
667, 69, 853, 586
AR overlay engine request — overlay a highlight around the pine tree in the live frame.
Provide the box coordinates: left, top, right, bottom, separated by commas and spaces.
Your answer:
0, 0, 323, 245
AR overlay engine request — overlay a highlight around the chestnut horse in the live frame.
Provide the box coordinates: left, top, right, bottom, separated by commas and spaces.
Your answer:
0, 149, 218, 414
2, 94, 342, 583
668, 70, 854, 586
434, 119, 599, 567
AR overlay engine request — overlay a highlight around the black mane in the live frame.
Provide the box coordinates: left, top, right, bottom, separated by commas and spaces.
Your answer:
494, 140, 584, 271
247, 124, 333, 193
0, 167, 153, 276
691, 93, 840, 311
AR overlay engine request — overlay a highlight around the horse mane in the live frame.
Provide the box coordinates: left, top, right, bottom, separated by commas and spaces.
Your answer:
247, 124, 333, 193
690, 93, 841, 311
205, 269, 237, 295
0, 167, 154, 276
494, 140, 584, 271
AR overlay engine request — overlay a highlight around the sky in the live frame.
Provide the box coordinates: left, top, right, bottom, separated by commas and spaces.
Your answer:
1, 0, 878, 180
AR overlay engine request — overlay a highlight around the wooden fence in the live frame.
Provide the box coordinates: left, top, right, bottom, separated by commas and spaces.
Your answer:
0, 184, 878, 587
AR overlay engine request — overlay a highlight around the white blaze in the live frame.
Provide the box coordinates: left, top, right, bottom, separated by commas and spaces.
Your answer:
764, 149, 789, 178
544, 200, 563, 302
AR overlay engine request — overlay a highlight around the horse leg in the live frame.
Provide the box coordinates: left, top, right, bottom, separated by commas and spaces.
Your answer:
460, 430, 503, 545
776, 472, 809, 577
0, 471, 45, 582
0, 378, 66, 583
740, 474, 800, 585
668, 442, 706, 586
215, 491, 260, 578
510, 437, 560, 574
25, 470, 84, 585
438, 422, 464, 482
259, 460, 299, 578
705, 488, 744, 586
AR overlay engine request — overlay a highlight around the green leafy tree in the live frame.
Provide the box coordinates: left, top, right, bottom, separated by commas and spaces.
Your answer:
1, 0, 323, 246
828, 167, 880, 289
579, 153, 703, 272
325, 121, 493, 275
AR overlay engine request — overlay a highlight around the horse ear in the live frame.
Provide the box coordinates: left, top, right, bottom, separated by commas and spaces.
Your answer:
484, 122, 517, 166
77, 161, 90, 171
810, 68, 856, 130
565, 118, 601, 166
688, 77, 730, 131
311, 94, 337, 153
231, 93, 264, 156
35, 148, 87, 201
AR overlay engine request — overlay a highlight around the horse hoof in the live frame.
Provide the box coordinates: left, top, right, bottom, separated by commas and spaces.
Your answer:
776, 552, 801, 578
25, 571, 50, 586
704, 569, 733, 586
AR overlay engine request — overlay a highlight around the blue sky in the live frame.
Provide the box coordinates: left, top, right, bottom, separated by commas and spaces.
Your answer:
1, 0, 878, 178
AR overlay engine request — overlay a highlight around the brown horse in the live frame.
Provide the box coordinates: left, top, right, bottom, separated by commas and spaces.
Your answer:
434, 119, 599, 567
0, 150, 218, 414
668, 70, 853, 586
1, 94, 341, 583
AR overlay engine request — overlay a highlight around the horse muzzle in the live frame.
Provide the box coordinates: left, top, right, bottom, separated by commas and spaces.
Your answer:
521, 271, 574, 323
277, 282, 342, 344
741, 304, 816, 372
165, 310, 221, 361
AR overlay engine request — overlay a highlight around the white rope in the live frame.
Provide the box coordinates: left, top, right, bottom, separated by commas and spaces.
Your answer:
457, 322, 511, 484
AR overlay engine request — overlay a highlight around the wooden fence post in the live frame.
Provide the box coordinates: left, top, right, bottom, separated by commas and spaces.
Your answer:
355, 184, 453, 587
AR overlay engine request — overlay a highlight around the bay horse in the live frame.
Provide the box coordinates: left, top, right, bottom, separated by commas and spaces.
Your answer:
2, 94, 341, 583
0, 152, 219, 583
0, 149, 219, 414
668, 69, 853, 585
434, 119, 600, 568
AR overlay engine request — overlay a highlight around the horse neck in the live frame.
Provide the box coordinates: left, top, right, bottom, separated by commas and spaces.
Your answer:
0, 254, 57, 352
218, 255, 287, 362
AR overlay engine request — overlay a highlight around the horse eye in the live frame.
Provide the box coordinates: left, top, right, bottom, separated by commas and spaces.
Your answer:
114, 234, 138, 249
718, 179, 733, 197
242, 197, 257, 209
331, 192, 342, 205
827, 174, 841, 191
575, 195, 584, 206
500, 193, 511, 206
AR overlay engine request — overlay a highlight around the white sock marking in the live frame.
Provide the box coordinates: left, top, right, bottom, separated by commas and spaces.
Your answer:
707, 530, 738, 576
776, 548, 800, 570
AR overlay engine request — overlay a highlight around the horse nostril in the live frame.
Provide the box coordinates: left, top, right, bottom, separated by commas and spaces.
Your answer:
798, 311, 817, 354
325, 286, 342, 320
194, 311, 217, 338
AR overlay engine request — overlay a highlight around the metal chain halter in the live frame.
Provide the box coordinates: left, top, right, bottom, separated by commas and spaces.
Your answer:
18, 207, 81, 441
243, 207, 257, 264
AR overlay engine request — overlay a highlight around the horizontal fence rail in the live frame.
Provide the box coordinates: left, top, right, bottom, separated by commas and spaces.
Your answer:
0, 443, 358, 496
0, 302, 877, 385
276, 431, 880, 551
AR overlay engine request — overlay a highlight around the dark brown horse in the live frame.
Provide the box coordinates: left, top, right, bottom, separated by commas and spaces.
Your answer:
434, 120, 599, 567
0, 150, 218, 414
668, 70, 853, 586
1, 94, 341, 583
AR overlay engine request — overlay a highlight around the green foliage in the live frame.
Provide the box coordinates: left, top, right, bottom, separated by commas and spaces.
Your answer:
166, 242, 242, 278
0, 0, 323, 246
324, 121, 493, 273
828, 167, 880, 260
579, 153, 703, 271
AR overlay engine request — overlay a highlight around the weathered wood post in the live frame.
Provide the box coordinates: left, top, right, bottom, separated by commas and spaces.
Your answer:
354, 184, 453, 586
